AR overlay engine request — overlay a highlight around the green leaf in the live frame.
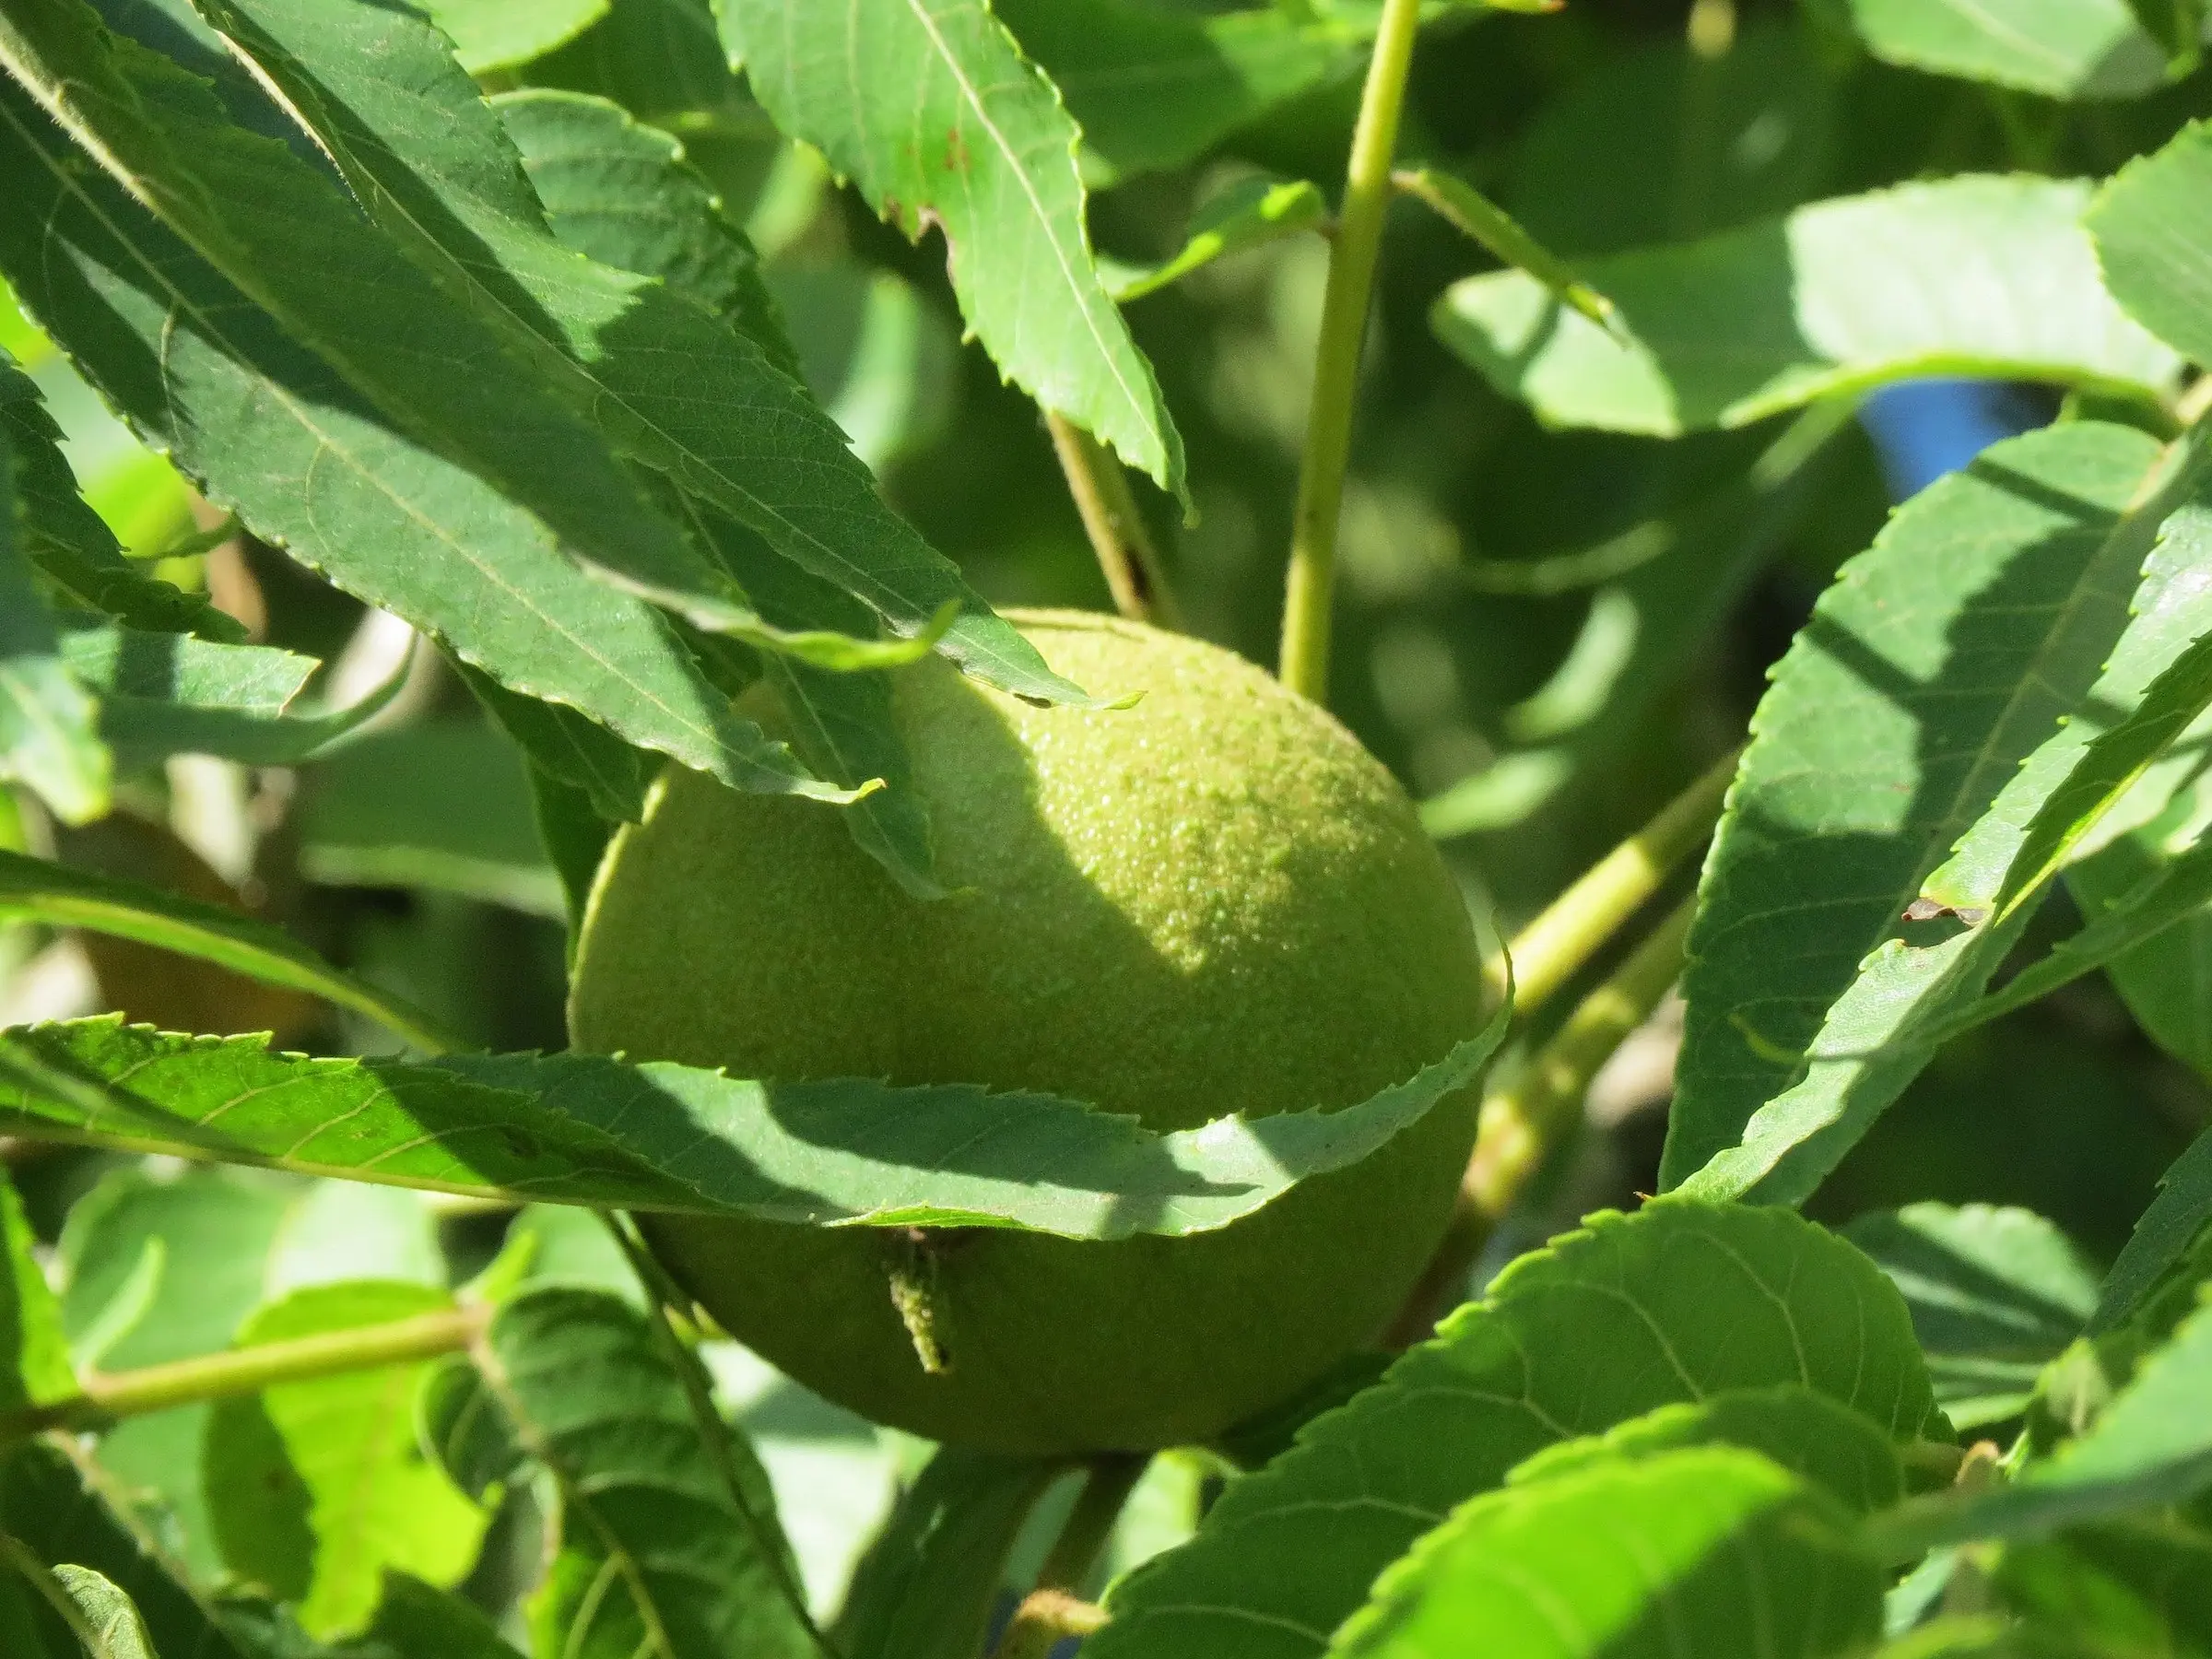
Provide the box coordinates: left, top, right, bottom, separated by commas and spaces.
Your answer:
296, 721, 566, 921
223, 1572, 525, 1659
1329, 1446, 1884, 1659
0, 1439, 252, 1659
1880, 1294, 2212, 1550
995, 0, 1354, 183
1088, 1200, 1936, 1659
203, 1282, 485, 1640
196, 0, 1078, 702
56, 623, 406, 771
0, 1002, 1508, 1238
1665, 421, 2212, 1205
832, 1449, 1060, 1659
460, 666, 655, 827
0, 1171, 75, 1417
1506, 1384, 1909, 1515
0, 393, 109, 826
0, 71, 839, 806
1994, 1520, 2212, 1655
1845, 1206, 2100, 1430
2090, 1128, 2212, 1335
0, 851, 457, 1054
2089, 120, 2212, 371
524, 0, 742, 125
718, 0, 1186, 498
488, 88, 940, 896
1394, 167, 1613, 328
0, 358, 242, 644
1105, 177, 1327, 303
419, 0, 610, 75
1837, 0, 2180, 99
56, 1167, 293, 1581
49, 1565, 159, 1659
1434, 178, 2180, 436
492, 86, 796, 378
469, 1287, 819, 1659
768, 265, 959, 474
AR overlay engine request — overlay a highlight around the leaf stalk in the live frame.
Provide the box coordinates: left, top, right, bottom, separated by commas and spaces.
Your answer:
1277, 0, 1425, 700
0, 1305, 485, 1441
991, 1453, 1146, 1659
1046, 411, 1184, 630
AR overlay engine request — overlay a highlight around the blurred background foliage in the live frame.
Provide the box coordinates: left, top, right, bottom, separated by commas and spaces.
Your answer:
4, 0, 2210, 1631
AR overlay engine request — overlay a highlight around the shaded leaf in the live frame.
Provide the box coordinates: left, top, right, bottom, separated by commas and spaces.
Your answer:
2089, 118, 2212, 371
1994, 1520, 2212, 1655
1839, 0, 2180, 100
767, 265, 959, 474
1882, 1294, 2212, 1550
2091, 1128, 2212, 1335
1665, 421, 2212, 1205
460, 667, 655, 827
0, 66, 839, 807
997, 0, 1353, 182
0, 852, 455, 1054
222, 1572, 524, 1659
0, 393, 109, 825
49, 1565, 159, 1659
57, 623, 405, 771
1846, 1205, 2100, 1430
1088, 1200, 1936, 1659
470, 1287, 819, 1659
1106, 178, 1327, 302
832, 1448, 1060, 1659
719, 0, 1185, 497
200, 0, 1075, 700
1507, 1385, 1909, 1515
0, 357, 241, 644
1328, 1447, 1884, 1659
204, 1282, 485, 1640
0, 1004, 1507, 1239
1436, 178, 2178, 436
524, 0, 740, 125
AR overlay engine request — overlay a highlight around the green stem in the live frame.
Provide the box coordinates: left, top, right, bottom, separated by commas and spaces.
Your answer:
1277, 0, 1424, 700
993, 1454, 1146, 1659
0, 1306, 483, 1441
1046, 411, 1184, 631
1387, 895, 1696, 1347
1500, 747, 1735, 1018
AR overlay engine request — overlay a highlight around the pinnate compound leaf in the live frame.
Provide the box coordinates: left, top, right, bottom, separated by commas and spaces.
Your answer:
198, 0, 1077, 703
1088, 1200, 1937, 1659
0, 1005, 1506, 1239
2089, 120, 2212, 371
469, 1287, 819, 1659
1839, 0, 2182, 99
1435, 178, 2179, 436
0, 852, 455, 1054
1506, 1385, 1908, 1515
49, 1566, 159, 1659
1105, 178, 1327, 302
0, 396, 108, 826
1327, 1447, 1884, 1659
203, 1282, 486, 1641
718, 0, 1185, 499
1881, 1294, 2212, 1551
1845, 1206, 2100, 1430
832, 1448, 1060, 1659
2091, 1128, 2212, 1335
1665, 422, 2212, 1206
0, 358, 241, 644
994, 0, 1354, 182
0, 66, 834, 807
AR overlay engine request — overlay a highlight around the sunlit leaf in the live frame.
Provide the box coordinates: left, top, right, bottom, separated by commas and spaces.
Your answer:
419, 0, 609, 75
1837, 0, 2181, 100
718, 0, 1185, 498
1436, 178, 2179, 436
2089, 118, 2212, 370
0, 1005, 1507, 1238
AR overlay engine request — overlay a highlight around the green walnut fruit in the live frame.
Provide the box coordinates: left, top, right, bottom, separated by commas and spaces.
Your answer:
569, 609, 1488, 1454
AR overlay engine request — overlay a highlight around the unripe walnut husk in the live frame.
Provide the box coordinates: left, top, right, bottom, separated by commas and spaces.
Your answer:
569, 610, 1488, 1454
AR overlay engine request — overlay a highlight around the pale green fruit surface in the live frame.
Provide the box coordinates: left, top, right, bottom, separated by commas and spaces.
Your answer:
569, 610, 1488, 1453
